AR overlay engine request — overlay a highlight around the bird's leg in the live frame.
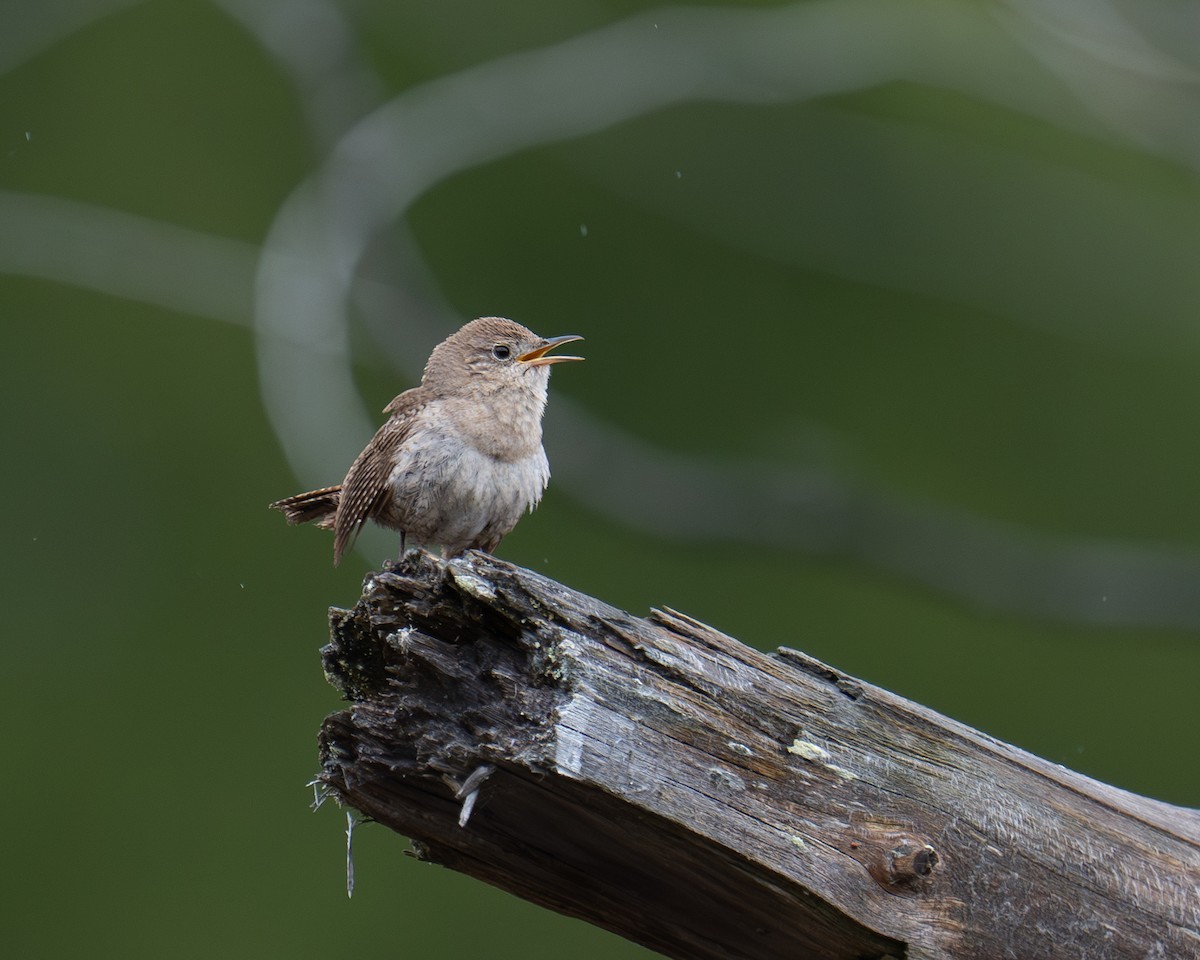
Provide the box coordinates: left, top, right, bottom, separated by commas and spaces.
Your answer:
398, 531, 407, 559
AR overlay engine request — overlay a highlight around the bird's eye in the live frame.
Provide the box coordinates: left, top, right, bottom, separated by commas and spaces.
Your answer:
491, 343, 512, 361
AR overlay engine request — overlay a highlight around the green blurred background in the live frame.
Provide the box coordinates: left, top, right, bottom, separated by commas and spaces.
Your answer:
3, 1, 1198, 957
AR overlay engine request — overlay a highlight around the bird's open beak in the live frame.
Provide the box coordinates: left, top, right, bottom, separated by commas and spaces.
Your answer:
518, 334, 585, 367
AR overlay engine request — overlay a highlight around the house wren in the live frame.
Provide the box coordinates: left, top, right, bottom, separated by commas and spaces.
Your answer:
271, 317, 583, 564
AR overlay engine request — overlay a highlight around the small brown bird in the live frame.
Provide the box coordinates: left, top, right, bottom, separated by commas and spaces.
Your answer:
271, 317, 583, 564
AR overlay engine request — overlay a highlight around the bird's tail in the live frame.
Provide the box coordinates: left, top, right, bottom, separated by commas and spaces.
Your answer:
269, 485, 341, 528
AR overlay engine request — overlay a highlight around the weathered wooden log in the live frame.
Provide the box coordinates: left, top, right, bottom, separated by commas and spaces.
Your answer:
317, 551, 1200, 960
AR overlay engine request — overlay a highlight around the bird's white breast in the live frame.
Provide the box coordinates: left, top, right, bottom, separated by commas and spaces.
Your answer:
383, 406, 550, 552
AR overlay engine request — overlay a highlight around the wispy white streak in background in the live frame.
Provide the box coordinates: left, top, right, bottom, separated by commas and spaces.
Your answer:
0, 190, 256, 323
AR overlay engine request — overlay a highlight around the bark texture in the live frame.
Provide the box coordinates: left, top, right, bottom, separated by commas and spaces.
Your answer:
317, 551, 1200, 960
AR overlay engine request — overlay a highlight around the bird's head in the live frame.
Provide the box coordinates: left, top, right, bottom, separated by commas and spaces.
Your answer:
426, 317, 584, 398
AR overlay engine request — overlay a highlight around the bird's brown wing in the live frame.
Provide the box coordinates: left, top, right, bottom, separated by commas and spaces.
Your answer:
332, 388, 425, 565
